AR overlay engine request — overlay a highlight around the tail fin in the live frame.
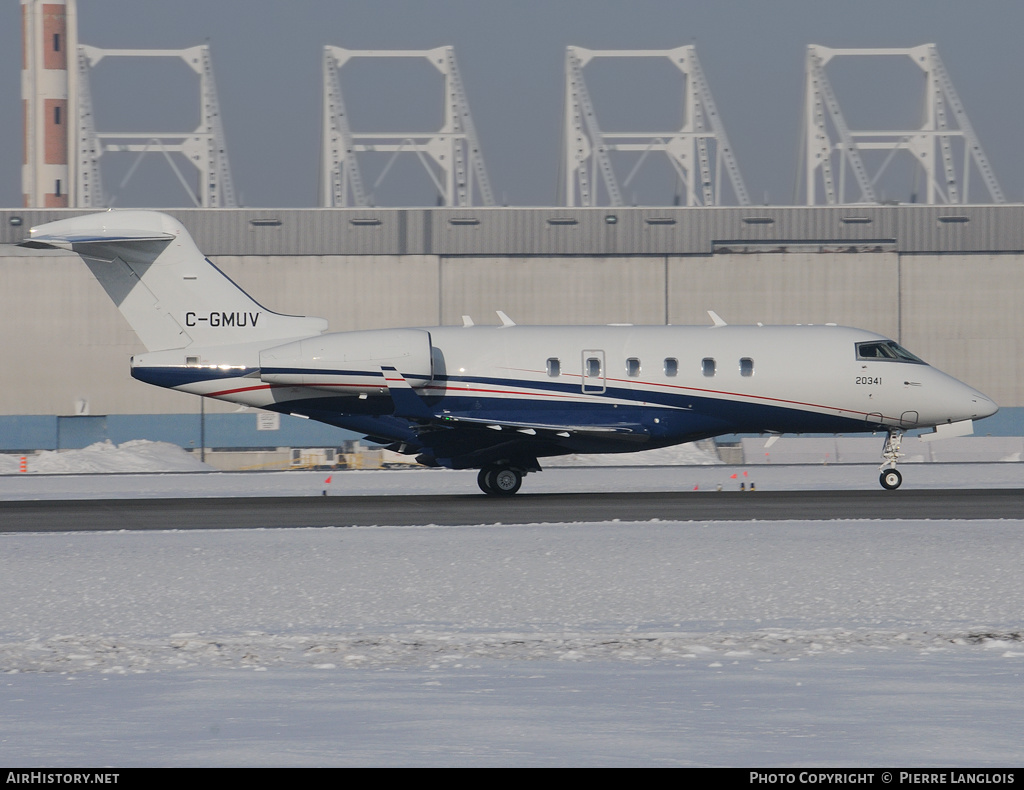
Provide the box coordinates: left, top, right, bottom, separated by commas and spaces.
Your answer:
22, 210, 327, 351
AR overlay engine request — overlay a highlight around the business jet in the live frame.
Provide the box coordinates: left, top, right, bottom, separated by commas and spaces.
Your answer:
22, 210, 998, 495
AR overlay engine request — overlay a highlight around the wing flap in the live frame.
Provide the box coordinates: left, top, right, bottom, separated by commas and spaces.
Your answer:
436, 413, 644, 437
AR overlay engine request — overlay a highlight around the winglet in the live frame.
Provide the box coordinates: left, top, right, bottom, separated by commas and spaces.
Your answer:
496, 310, 516, 328
708, 311, 727, 327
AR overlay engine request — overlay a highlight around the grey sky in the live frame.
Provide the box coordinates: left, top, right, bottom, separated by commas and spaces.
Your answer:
4, 0, 1024, 207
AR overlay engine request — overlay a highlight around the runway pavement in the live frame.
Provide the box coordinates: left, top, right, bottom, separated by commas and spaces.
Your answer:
1, 488, 1021, 532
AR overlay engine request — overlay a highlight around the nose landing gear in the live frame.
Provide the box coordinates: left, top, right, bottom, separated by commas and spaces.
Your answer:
879, 429, 904, 490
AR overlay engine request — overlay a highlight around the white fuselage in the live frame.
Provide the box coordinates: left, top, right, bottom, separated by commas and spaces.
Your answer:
131, 323, 997, 458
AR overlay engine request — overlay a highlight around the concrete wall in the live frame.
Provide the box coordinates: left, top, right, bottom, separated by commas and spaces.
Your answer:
214, 254, 442, 331
667, 252, 901, 336
901, 254, 1024, 408
2, 246, 160, 416
740, 436, 1024, 464
438, 256, 667, 326
2, 246, 1022, 421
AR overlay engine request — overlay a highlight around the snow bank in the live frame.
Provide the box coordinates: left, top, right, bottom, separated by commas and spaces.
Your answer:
2, 439, 719, 475
544, 442, 721, 466
0, 440, 212, 474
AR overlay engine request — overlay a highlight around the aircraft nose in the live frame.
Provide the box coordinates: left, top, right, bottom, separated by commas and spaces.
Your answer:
969, 391, 998, 420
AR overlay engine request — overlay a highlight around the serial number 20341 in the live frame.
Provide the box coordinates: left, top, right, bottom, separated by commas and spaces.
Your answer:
856, 376, 882, 385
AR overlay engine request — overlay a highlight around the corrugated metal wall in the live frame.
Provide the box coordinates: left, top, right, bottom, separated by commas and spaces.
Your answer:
4, 205, 1024, 255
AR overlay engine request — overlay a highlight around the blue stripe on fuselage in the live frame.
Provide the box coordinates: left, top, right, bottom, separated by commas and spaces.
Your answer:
131, 365, 878, 440
132, 365, 260, 388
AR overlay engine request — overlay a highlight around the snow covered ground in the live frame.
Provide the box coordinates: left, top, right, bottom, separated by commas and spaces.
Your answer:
1, 445, 1023, 767
2, 439, 1024, 500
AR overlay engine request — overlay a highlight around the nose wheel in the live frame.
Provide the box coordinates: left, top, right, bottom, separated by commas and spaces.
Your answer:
878, 429, 904, 490
879, 468, 903, 490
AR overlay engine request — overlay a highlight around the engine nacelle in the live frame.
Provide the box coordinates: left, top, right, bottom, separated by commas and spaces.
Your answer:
260, 329, 433, 394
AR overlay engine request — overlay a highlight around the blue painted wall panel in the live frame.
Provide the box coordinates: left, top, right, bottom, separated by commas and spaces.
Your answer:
0, 417, 58, 451
0, 413, 360, 451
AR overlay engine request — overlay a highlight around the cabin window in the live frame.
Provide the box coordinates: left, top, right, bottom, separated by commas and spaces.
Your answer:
626, 357, 641, 377
664, 357, 678, 377
740, 357, 754, 377
702, 357, 716, 377
546, 357, 560, 377
856, 340, 926, 364
586, 357, 602, 378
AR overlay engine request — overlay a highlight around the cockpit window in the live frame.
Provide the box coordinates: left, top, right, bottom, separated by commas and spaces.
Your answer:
856, 341, 926, 364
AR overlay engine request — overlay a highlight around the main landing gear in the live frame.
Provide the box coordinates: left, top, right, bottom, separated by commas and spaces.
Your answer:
477, 464, 524, 496
879, 428, 904, 490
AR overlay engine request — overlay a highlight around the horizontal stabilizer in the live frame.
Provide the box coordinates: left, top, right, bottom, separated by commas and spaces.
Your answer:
20, 230, 174, 251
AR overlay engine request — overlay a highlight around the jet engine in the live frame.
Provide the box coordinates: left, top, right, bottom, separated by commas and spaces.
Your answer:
259, 329, 433, 394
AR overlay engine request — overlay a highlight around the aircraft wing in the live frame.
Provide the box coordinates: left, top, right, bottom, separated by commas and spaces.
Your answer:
382, 365, 648, 441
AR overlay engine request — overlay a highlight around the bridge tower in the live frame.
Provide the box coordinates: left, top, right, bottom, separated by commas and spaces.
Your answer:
560, 45, 749, 207
74, 44, 236, 208
321, 46, 494, 207
800, 44, 1005, 205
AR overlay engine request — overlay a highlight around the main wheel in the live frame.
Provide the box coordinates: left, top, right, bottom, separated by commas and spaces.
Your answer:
477, 467, 496, 494
490, 467, 523, 496
879, 469, 903, 490
477, 465, 523, 496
